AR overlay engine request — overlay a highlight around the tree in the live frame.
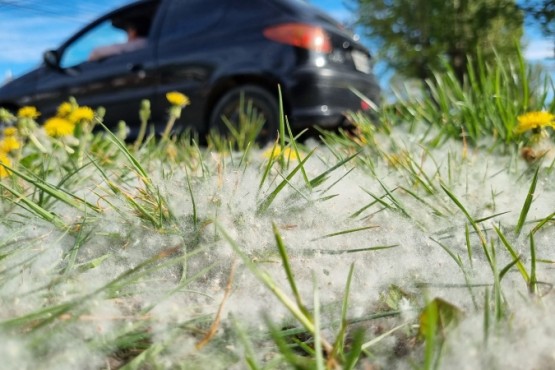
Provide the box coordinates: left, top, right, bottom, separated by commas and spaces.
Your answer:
354, 0, 524, 83
521, 0, 554, 36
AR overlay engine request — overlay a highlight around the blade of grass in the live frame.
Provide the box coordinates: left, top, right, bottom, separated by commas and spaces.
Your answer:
0, 302, 76, 331
309, 150, 361, 188
489, 240, 504, 322
217, 222, 315, 334
515, 166, 539, 236
265, 316, 313, 369
361, 321, 411, 350
74, 253, 112, 272
300, 245, 399, 256
273, 169, 312, 203
63, 220, 95, 274
422, 297, 439, 370
284, 116, 310, 186
0, 181, 67, 230
343, 329, 365, 370
332, 263, 355, 361
320, 168, 354, 196
529, 232, 537, 294
493, 225, 530, 284
230, 315, 261, 370
440, 183, 486, 247
312, 274, 325, 370
97, 120, 152, 187
530, 211, 555, 235
258, 138, 279, 191
312, 225, 379, 241
291, 336, 316, 356
499, 257, 522, 282
375, 179, 410, 219
474, 211, 510, 224
429, 237, 478, 309
317, 194, 340, 202
349, 86, 379, 111
349, 190, 389, 219
465, 223, 473, 267
185, 167, 198, 230
278, 85, 286, 168
273, 222, 310, 318
483, 287, 490, 345
399, 186, 447, 217
257, 149, 315, 214
3, 163, 101, 213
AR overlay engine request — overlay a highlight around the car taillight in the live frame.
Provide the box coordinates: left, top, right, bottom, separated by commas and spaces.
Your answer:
263, 23, 332, 53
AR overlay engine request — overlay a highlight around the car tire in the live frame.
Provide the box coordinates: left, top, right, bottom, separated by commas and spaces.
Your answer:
209, 85, 279, 145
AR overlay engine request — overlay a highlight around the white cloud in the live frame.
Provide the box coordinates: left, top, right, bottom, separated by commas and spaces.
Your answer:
524, 39, 554, 60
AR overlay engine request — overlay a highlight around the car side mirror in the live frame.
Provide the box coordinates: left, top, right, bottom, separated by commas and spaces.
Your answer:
43, 50, 61, 69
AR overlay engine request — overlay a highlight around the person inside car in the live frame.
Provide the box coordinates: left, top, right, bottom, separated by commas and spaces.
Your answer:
89, 20, 148, 61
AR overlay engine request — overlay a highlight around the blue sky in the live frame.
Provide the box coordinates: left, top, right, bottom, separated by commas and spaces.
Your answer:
0, 0, 553, 86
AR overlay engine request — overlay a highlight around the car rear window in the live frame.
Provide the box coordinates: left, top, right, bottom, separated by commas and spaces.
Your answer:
266, 0, 343, 28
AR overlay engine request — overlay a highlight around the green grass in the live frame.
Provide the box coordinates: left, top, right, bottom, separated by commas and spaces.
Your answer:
0, 49, 555, 369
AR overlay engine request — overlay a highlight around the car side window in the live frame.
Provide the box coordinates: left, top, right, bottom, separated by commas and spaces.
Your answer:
59, 1, 160, 68
60, 21, 127, 68
159, 0, 227, 40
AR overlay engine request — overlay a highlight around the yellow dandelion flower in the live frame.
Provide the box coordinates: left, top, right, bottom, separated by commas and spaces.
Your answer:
263, 145, 280, 159
282, 147, 299, 160
0, 136, 21, 153
57, 102, 74, 117
0, 151, 12, 178
515, 111, 555, 134
69, 106, 94, 123
44, 117, 75, 137
166, 91, 190, 107
262, 145, 299, 161
17, 106, 40, 120
3, 127, 18, 136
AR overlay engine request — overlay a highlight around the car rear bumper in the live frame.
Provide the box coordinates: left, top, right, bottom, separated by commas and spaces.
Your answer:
286, 66, 381, 130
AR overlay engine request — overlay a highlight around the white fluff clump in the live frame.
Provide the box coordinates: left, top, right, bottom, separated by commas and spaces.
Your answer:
1, 126, 555, 368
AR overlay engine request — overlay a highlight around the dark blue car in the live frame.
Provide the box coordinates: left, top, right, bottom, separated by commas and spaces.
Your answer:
0, 0, 381, 140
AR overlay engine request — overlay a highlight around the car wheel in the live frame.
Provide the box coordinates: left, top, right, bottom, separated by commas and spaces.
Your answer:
209, 85, 279, 145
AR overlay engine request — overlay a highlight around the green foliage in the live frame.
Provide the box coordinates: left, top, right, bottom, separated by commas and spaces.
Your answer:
419, 298, 462, 369
390, 47, 554, 147
521, 0, 555, 36
355, 0, 524, 82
